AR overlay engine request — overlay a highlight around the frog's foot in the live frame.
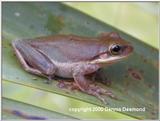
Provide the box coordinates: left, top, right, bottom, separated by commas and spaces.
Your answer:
86, 84, 116, 104
57, 81, 80, 91
57, 81, 116, 104
93, 84, 116, 98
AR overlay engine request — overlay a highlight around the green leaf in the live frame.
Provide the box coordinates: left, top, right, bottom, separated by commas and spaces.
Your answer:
2, 98, 73, 119
2, 2, 158, 119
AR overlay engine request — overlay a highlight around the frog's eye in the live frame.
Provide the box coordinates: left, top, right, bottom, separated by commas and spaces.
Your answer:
110, 44, 121, 55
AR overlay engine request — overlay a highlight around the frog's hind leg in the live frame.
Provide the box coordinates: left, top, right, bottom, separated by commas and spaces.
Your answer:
12, 40, 44, 76
12, 39, 56, 81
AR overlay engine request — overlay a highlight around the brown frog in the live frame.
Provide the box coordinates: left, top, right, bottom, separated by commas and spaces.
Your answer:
12, 32, 133, 103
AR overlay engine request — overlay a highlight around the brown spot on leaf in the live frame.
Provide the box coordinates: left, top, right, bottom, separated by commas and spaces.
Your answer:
127, 68, 144, 81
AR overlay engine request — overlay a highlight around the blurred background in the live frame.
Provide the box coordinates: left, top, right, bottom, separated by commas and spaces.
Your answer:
66, 2, 159, 49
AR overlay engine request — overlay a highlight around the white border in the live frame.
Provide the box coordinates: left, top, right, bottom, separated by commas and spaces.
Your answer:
0, 0, 159, 120
1, 0, 160, 2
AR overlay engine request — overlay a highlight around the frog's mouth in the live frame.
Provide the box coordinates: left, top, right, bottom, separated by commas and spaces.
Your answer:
91, 45, 133, 64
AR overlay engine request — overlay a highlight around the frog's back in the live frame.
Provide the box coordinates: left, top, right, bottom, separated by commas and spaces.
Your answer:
28, 35, 102, 63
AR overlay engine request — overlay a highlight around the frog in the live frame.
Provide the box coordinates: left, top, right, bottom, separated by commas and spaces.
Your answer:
12, 32, 133, 103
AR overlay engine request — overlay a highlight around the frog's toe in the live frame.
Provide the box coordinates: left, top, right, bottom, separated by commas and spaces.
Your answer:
96, 87, 115, 98
86, 86, 108, 104
87, 84, 117, 102
57, 81, 80, 91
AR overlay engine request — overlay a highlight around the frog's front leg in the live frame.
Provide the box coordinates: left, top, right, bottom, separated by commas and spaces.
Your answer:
72, 64, 115, 104
12, 40, 57, 82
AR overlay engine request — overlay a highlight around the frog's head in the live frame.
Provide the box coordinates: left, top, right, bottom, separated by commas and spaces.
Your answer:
91, 32, 133, 65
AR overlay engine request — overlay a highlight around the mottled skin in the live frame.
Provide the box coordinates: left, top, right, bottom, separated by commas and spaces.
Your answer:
12, 32, 133, 103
